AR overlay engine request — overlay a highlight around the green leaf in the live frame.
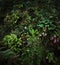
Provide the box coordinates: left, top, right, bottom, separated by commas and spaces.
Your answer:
37, 24, 44, 28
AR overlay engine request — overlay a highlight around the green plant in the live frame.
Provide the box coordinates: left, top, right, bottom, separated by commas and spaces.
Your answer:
37, 17, 56, 32
0, 0, 60, 65
3, 34, 22, 52
20, 43, 44, 65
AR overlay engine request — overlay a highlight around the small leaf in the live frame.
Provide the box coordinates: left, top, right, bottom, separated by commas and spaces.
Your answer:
37, 24, 44, 28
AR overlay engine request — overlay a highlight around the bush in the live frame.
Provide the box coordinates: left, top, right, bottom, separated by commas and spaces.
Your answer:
0, 0, 60, 65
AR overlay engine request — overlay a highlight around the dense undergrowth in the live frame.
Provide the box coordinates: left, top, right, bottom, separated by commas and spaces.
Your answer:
0, 0, 60, 65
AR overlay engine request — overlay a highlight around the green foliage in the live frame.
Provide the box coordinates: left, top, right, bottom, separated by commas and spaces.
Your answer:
4, 11, 19, 24
46, 51, 55, 63
0, 0, 60, 65
3, 34, 22, 52
20, 43, 44, 65
37, 17, 56, 33
0, 49, 16, 58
